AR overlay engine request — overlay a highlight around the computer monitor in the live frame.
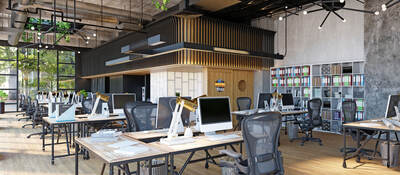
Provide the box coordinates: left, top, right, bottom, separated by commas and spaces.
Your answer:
156, 96, 191, 129
197, 97, 232, 133
112, 93, 136, 114
257, 93, 272, 109
385, 95, 400, 118
282, 93, 294, 110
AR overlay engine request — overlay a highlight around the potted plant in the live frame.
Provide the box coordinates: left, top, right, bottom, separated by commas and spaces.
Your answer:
0, 90, 8, 114
79, 90, 88, 98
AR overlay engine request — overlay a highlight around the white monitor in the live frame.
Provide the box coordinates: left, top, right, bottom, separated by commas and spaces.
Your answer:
385, 95, 400, 118
112, 93, 136, 114
197, 97, 232, 133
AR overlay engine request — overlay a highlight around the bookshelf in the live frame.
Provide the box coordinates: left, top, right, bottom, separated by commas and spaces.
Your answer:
270, 61, 365, 134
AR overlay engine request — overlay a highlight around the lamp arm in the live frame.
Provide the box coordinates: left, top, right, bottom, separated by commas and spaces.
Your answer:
91, 96, 101, 115
167, 100, 185, 139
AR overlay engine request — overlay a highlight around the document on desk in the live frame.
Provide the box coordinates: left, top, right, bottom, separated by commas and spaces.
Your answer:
359, 123, 382, 127
89, 137, 118, 143
114, 145, 149, 156
108, 140, 139, 149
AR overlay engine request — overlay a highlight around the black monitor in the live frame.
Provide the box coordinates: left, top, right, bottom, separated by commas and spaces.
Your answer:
156, 96, 191, 129
112, 93, 136, 114
282, 93, 294, 106
385, 95, 400, 118
198, 97, 232, 133
257, 93, 272, 109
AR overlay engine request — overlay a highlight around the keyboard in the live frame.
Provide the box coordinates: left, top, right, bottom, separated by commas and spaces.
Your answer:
206, 134, 240, 141
160, 137, 196, 145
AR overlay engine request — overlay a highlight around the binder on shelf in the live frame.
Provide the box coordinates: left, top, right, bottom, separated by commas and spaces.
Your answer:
295, 67, 301, 76
294, 77, 301, 87
272, 78, 279, 87
333, 76, 341, 86
287, 77, 293, 87
271, 68, 277, 77
342, 75, 352, 86
302, 66, 310, 76
279, 78, 286, 87
356, 99, 364, 111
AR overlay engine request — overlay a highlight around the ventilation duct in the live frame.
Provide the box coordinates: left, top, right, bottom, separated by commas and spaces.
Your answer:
8, 0, 33, 46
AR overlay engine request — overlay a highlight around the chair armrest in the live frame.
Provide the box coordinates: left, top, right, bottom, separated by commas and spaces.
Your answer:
219, 149, 242, 159
219, 160, 235, 168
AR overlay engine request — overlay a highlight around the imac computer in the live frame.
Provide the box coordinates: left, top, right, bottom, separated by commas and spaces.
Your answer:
197, 97, 233, 134
156, 96, 191, 129
257, 93, 272, 109
112, 93, 136, 114
282, 93, 295, 110
385, 95, 400, 118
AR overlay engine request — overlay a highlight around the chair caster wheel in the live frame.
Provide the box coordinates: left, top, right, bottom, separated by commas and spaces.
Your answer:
356, 157, 360, 163
205, 163, 209, 169
343, 162, 347, 168
319, 143, 323, 146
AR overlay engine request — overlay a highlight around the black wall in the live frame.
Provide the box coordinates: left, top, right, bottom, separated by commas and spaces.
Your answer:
108, 75, 149, 101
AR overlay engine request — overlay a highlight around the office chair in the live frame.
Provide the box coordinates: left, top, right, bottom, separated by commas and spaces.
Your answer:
131, 102, 157, 131
27, 99, 47, 138
220, 112, 284, 175
234, 97, 252, 130
291, 98, 323, 146
17, 95, 30, 120
16, 94, 26, 117
22, 96, 35, 128
340, 100, 375, 157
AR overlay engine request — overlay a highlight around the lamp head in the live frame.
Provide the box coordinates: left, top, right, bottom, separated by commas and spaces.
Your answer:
96, 92, 110, 102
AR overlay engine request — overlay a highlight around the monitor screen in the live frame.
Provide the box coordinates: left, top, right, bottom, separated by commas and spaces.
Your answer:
113, 94, 136, 110
156, 96, 191, 128
199, 97, 231, 125
386, 95, 400, 118
282, 93, 294, 106
257, 93, 272, 109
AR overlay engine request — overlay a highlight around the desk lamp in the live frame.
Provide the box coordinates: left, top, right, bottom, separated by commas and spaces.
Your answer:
91, 92, 110, 116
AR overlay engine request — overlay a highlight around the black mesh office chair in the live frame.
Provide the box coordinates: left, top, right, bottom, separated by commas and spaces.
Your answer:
27, 99, 47, 138
17, 95, 30, 120
234, 97, 252, 130
22, 96, 35, 128
292, 98, 323, 146
132, 103, 157, 131
220, 112, 284, 175
340, 100, 375, 156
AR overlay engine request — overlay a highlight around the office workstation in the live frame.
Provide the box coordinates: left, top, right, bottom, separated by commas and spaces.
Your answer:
1, 0, 400, 175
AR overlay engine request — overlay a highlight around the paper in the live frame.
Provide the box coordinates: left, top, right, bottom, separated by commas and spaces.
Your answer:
114, 145, 149, 156
108, 140, 139, 149
360, 123, 382, 127
89, 137, 118, 143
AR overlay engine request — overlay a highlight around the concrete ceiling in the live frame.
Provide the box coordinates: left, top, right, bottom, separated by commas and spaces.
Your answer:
0, 0, 182, 49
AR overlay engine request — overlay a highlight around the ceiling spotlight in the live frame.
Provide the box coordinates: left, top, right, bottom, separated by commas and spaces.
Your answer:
87, 36, 90, 40
375, 11, 380, 15
45, 45, 48, 49
86, 41, 89, 44
303, 11, 308, 15
93, 33, 96, 37
318, 26, 322, 30
78, 51, 81, 54
61, 51, 64, 53
342, 19, 346, 23
37, 49, 40, 53
285, 6, 288, 9
39, 44, 42, 48
278, 17, 283, 21
339, 0, 345, 3
38, 32, 41, 36
30, 26, 35, 30
382, 4, 387, 11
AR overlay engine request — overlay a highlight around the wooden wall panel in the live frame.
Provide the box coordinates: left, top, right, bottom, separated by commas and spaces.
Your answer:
205, 68, 254, 126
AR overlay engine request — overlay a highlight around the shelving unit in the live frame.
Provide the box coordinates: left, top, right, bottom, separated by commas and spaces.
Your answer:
270, 61, 365, 134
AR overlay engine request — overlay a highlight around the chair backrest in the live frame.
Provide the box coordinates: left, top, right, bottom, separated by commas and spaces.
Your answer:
308, 98, 322, 127
82, 98, 93, 114
132, 103, 157, 132
242, 112, 283, 175
342, 100, 357, 123
237, 97, 252, 111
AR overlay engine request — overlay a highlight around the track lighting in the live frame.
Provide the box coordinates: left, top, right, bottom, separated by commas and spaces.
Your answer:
382, 4, 387, 11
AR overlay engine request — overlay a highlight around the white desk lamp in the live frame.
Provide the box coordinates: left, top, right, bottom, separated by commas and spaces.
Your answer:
91, 92, 110, 116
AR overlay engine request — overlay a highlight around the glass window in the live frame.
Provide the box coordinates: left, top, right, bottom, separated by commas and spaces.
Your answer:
58, 76, 75, 90
59, 64, 75, 76
18, 48, 38, 99
59, 51, 75, 64
39, 50, 57, 91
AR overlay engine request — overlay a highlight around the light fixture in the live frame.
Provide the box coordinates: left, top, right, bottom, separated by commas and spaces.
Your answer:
381, 0, 400, 11
39, 44, 42, 48
340, 0, 345, 3
30, 26, 35, 30
147, 34, 166, 46
278, 16, 283, 21
213, 47, 249, 55
78, 51, 81, 54
45, 45, 49, 49
61, 51, 64, 53
303, 11, 308, 15
38, 32, 41, 36
342, 19, 346, 22
318, 26, 322, 30
93, 33, 96, 37
86, 41, 89, 44
87, 36, 90, 40
382, 4, 387, 11
375, 11, 380, 15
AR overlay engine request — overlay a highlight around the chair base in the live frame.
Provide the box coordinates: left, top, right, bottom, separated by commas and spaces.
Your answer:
22, 123, 34, 128
18, 117, 30, 121
340, 147, 378, 160
27, 132, 44, 139
290, 136, 323, 146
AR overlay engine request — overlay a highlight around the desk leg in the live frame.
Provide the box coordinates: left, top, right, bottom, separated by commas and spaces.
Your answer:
387, 132, 390, 168
170, 154, 174, 175
149, 159, 153, 175
65, 125, 70, 155
165, 155, 169, 175
75, 143, 80, 175
42, 123, 46, 151
180, 152, 195, 175
137, 162, 140, 175
51, 124, 55, 165
343, 127, 347, 168
356, 129, 360, 163
109, 164, 114, 175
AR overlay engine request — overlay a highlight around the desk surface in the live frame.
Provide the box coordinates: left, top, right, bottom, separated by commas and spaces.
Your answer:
148, 131, 243, 154
43, 114, 125, 125
75, 136, 168, 164
231, 110, 307, 116
123, 128, 200, 141
343, 119, 400, 132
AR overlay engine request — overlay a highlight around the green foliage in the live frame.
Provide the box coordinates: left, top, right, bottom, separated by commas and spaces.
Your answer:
22, 18, 71, 43
152, 0, 170, 11
79, 90, 88, 98
0, 90, 8, 102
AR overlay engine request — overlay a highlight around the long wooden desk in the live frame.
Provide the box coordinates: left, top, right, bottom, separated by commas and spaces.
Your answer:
42, 114, 126, 165
342, 119, 400, 168
148, 131, 243, 175
75, 136, 169, 175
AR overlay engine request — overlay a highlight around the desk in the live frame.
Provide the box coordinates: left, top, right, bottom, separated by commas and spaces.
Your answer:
42, 114, 126, 164
148, 131, 243, 175
123, 128, 200, 142
342, 119, 400, 168
75, 136, 169, 175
